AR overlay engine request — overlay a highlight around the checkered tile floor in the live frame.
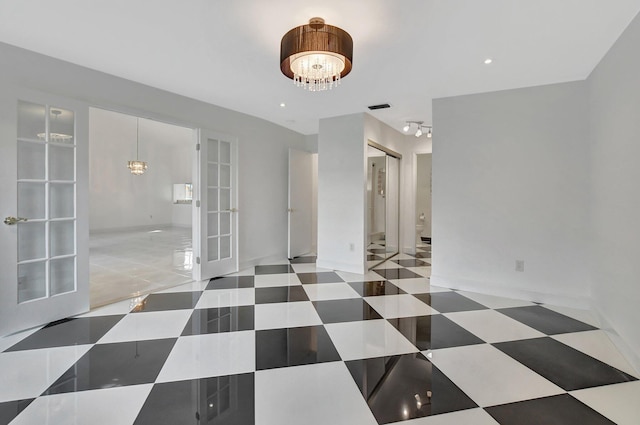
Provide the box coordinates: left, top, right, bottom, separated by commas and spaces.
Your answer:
1, 245, 639, 425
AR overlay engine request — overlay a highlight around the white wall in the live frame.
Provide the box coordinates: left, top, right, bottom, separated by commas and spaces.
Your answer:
0, 42, 306, 268
89, 108, 192, 231
432, 81, 591, 307
416, 154, 432, 237
317, 113, 366, 273
588, 11, 640, 372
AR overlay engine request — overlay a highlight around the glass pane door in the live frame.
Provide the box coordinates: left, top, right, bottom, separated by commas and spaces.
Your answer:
16, 101, 76, 303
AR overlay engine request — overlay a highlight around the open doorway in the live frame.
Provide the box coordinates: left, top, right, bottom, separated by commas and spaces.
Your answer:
88, 107, 195, 307
415, 153, 432, 264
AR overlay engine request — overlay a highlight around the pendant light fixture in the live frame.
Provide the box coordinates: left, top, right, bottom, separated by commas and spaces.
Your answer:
280, 17, 353, 91
127, 118, 148, 175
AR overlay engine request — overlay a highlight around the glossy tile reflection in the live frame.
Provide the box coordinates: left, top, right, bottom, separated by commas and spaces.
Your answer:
43, 339, 176, 395
134, 373, 255, 425
312, 298, 383, 323
389, 315, 484, 350
494, 337, 637, 391
485, 394, 615, 425
181, 306, 254, 335
497, 306, 598, 335
255, 326, 341, 370
346, 353, 477, 424
3, 244, 639, 424
6, 316, 123, 351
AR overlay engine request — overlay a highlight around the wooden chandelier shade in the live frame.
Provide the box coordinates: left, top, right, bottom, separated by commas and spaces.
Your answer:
280, 17, 353, 80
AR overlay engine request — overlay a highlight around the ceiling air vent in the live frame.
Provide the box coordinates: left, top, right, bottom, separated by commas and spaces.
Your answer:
367, 103, 391, 110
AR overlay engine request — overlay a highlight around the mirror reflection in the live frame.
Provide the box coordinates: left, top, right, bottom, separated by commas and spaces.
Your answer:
367, 144, 400, 269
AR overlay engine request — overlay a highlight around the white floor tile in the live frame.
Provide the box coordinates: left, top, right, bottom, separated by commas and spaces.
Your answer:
227, 267, 256, 276
254, 273, 302, 288
388, 408, 499, 425
195, 288, 254, 308
364, 294, 438, 318
390, 278, 450, 294
254, 301, 322, 330
156, 331, 255, 382
445, 310, 545, 343
542, 304, 600, 327
0, 345, 92, 402
571, 381, 640, 425
303, 283, 361, 301
325, 320, 418, 361
98, 310, 192, 343
11, 384, 153, 425
457, 291, 535, 309
552, 330, 639, 378
255, 362, 377, 425
429, 344, 563, 407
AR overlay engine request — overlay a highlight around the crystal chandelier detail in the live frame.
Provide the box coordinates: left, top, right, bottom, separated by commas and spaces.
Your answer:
280, 18, 353, 92
127, 118, 148, 175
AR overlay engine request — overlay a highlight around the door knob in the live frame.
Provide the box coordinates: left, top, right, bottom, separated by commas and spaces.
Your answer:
225, 208, 238, 213
287, 208, 294, 213
4, 216, 28, 225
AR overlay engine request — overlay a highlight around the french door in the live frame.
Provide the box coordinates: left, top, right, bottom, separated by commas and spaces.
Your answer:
195, 129, 238, 280
0, 95, 89, 336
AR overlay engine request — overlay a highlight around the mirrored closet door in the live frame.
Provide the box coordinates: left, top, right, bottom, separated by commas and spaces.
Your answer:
366, 142, 401, 269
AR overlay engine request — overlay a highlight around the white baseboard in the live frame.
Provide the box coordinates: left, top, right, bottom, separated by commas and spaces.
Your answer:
591, 305, 640, 376
238, 253, 289, 271
429, 274, 590, 309
90, 223, 176, 234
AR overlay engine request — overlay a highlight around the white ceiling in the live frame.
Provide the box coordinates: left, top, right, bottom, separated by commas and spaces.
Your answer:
2, 1, 639, 135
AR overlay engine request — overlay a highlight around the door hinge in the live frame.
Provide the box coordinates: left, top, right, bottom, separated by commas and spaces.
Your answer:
196, 256, 201, 264
196, 200, 201, 208
196, 143, 201, 151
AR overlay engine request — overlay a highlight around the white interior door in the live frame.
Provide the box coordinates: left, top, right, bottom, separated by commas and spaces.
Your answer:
288, 149, 314, 258
195, 129, 238, 280
0, 96, 89, 337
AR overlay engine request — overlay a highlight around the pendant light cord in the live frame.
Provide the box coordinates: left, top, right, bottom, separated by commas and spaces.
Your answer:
136, 118, 140, 160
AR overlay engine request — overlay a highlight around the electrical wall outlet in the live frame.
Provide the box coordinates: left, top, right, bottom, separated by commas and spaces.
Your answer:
515, 260, 525, 272
349, 243, 355, 252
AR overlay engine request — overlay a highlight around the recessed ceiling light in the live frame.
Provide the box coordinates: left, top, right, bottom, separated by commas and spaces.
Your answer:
280, 103, 286, 108
484, 58, 493, 65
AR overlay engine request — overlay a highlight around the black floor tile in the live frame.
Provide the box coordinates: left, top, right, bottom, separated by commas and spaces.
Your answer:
134, 373, 254, 425
312, 299, 383, 323
43, 338, 176, 395
289, 256, 317, 264
494, 337, 637, 391
6, 316, 124, 352
346, 353, 477, 424
181, 306, 254, 336
255, 326, 341, 370
348, 281, 406, 297
206, 275, 254, 290
497, 306, 597, 335
414, 252, 431, 259
389, 315, 484, 350
0, 399, 33, 425
254, 264, 294, 275
373, 268, 422, 280
368, 248, 387, 254
367, 254, 384, 261
393, 259, 430, 267
485, 394, 616, 425
297, 272, 344, 284
413, 292, 488, 313
255, 286, 309, 304
132, 292, 201, 313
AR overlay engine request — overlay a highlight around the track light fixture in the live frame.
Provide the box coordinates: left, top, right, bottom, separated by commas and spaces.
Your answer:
403, 121, 433, 138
